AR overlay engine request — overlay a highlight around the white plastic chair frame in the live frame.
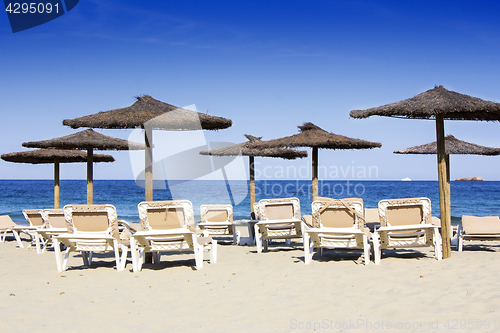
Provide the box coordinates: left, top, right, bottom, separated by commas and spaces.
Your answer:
198, 204, 240, 245
33, 209, 68, 254
457, 215, 500, 251
132, 200, 215, 272
372, 197, 442, 264
53, 204, 128, 272
0, 215, 25, 248
303, 198, 370, 265
253, 197, 303, 253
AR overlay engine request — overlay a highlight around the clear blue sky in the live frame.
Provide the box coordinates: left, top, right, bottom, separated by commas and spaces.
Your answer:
1, 0, 499, 181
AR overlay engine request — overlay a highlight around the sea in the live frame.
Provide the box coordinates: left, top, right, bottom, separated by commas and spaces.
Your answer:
1, 179, 498, 225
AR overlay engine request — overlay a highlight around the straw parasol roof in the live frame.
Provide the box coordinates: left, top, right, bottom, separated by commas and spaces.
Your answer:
62, 95, 232, 130
200, 135, 307, 218
350, 86, 500, 120
249, 122, 382, 200
250, 123, 382, 149
22, 129, 145, 204
1, 148, 114, 208
62, 95, 233, 202
349, 85, 500, 259
394, 135, 500, 155
1, 148, 115, 163
22, 129, 145, 150
200, 134, 308, 159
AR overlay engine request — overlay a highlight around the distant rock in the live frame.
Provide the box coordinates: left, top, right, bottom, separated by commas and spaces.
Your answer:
455, 176, 483, 181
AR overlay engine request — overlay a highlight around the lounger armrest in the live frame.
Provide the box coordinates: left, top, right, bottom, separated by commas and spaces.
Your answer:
117, 220, 137, 233
54, 233, 115, 240
306, 227, 364, 235
133, 229, 194, 237
302, 215, 314, 228
376, 224, 438, 232
257, 218, 302, 225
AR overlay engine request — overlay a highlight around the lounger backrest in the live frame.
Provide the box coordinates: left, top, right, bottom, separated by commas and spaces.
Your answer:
364, 208, 380, 224
461, 215, 500, 235
0, 215, 16, 229
23, 209, 45, 227
378, 198, 431, 227
312, 198, 364, 229
256, 198, 300, 221
63, 204, 119, 239
43, 209, 66, 228
200, 204, 233, 223
138, 200, 195, 231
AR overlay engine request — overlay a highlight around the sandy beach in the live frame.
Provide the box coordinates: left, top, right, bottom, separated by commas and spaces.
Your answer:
0, 226, 498, 333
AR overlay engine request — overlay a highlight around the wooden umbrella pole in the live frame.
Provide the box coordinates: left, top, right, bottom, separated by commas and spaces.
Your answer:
446, 154, 451, 240
249, 156, 256, 219
436, 114, 451, 258
144, 127, 153, 201
312, 147, 319, 200
54, 158, 60, 209
87, 147, 93, 205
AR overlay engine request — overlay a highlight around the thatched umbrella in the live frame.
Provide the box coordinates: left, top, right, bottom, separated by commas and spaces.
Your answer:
350, 85, 500, 258
22, 129, 145, 204
62, 95, 232, 201
1, 148, 114, 208
200, 134, 308, 218
247, 123, 382, 200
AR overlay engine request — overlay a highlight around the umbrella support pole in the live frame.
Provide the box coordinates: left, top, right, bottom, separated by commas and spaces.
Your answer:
312, 147, 318, 200
54, 159, 60, 209
144, 127, 153, 201
249, 156, 255, 219
87, 148, 93, 205
436, 115, 451, 258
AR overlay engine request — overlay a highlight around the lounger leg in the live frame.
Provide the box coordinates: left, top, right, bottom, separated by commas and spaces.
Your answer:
112, 240, 123, 272
433, 227, 442, 260
210, 240, 217, 264
285, 239, 291, 246
194, 244, 203, 270
363, 234, 370, 265
130, 237, 138, 272
263, 239, 268, 252
35, 233, 42, 254
54, 238, 63, 272
255, 224, 262, 253
304, 232, 312, 265
11, 230, 24, 248
152, 252, 160, 264
372, 232, 381, 265
62, 247, 71, 271
82, 251, 90, 266
458, 236, 463, 252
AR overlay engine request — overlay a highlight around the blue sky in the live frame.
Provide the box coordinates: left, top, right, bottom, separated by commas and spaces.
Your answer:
1, 0, 500, 181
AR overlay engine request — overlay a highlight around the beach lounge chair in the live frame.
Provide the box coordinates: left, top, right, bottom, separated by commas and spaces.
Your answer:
131, 200, 215, 272
372, 197, 442, 264
34, 209, 68, 254
302, 198, 370, 265
457, 215, 500, 251
53, 204, 129, 272
198, 204, 240, 245
22, 209, 48, 250
0, 215, 26, 248
253, 197, 303, 253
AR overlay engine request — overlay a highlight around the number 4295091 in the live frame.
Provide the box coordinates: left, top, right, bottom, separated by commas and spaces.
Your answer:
5, 2, 59, 14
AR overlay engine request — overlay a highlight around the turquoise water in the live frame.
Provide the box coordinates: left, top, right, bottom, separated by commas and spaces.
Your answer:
1, 179, 498, 224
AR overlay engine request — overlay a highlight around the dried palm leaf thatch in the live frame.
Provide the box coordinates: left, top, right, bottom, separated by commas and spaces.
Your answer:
63, 95, 232, 130
350, 86, 500, 121
200, 134, 307, 160
394, 135, 500, 155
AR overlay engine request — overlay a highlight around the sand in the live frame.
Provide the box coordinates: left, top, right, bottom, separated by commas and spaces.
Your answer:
1, 227, 500, 333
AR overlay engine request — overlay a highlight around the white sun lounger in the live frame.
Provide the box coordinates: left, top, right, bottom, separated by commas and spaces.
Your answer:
372, 197, 442, 264
303, 198, 370, 265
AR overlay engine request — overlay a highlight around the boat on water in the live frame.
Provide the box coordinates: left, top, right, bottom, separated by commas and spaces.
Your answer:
401, 177, 411, 181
